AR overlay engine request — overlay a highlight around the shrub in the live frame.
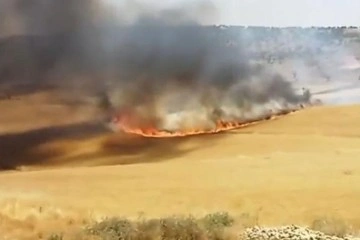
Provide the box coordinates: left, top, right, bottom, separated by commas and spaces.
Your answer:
201, 212, 235, 229
83, 212, 235, 240
86, 217, 138, 240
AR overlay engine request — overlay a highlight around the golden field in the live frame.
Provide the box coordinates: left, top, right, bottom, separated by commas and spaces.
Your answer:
0, 91, 360, 239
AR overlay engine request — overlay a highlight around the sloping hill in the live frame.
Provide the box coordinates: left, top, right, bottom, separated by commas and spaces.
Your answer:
1, 104, 360, 239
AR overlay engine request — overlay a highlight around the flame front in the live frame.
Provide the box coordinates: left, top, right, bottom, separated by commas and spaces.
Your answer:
110, 108, 300, 138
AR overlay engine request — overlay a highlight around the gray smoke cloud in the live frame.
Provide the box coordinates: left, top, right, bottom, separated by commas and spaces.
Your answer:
0, 0, 310, 132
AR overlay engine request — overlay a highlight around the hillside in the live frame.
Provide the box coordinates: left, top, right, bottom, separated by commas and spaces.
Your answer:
1, 102, 360, 238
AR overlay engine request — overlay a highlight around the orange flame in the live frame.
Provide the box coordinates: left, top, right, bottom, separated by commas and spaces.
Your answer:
110, 108, 301, 138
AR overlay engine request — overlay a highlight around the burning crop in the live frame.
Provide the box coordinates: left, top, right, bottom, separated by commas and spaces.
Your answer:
100, 24, 313, 138
0, 0, 314, 139
91, 17, 313, 138
109, 107, 303, 138
106, 80, 312, 138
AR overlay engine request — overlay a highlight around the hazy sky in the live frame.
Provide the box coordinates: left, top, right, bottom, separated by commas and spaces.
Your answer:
128, 0, 360, 27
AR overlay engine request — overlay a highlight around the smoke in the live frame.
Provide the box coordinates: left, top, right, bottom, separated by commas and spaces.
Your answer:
0, 0, 310, 132
102, 22, 309, 130
0, 0, 106, 36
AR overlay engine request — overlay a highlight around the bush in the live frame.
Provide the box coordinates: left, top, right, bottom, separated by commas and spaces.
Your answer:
159, 216, 204, 240
201, 212, 235, 229
86, 217, 138, 240
82, 212, 235, 240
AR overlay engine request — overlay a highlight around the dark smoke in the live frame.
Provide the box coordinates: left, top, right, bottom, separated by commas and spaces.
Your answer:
0, 0, 310, 131
0, 0, 104, 36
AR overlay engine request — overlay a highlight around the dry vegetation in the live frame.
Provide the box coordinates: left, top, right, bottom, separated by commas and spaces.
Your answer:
1, 103, 360, 239
1, 26, 360, 239
44, 213, 356, 240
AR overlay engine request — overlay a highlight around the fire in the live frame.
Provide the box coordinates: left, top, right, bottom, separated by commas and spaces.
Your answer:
110, 107, 301, 138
